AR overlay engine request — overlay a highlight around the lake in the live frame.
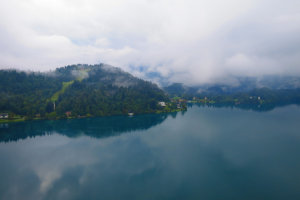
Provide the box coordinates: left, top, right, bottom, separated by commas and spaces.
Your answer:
1, 105, 300, 200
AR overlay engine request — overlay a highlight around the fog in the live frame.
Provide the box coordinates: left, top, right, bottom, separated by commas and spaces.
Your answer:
0, 0, 299, 85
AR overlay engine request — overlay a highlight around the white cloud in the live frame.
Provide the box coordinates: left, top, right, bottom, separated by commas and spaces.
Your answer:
0, 0, 299, 84
225, 53, 282, 76
94, 38, 110, 47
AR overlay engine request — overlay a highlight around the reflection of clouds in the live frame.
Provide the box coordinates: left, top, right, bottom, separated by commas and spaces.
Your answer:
12, 132, 157, 199
140, 106, 300, 194
7, 135, 100, 196
39, 170, 61, 193
40, 133, 159, 200
0, 113, 171, 198
1, 106, 300, 199
22, 135, 94, 194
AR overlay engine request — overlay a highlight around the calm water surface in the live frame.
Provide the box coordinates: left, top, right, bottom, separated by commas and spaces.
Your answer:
1, 105, 300, 200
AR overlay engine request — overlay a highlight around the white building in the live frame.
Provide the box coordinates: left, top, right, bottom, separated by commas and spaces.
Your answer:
0, 113, 8, 119
128, 113, 134, 116
158, 102, 166, 107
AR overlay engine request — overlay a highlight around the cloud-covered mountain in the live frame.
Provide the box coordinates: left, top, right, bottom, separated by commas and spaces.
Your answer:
0, 64, 169, 118
164, 75, 300, 96
1, 0, 300, 85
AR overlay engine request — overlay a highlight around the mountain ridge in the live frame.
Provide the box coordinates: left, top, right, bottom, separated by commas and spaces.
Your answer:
0, 63, 180, 121
163, 75, 300, 96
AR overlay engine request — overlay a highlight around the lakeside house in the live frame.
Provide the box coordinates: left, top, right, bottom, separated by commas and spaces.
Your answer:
0, 113, 8, 119
65, 111, 72, 117
158, 101, 166, 107
128, 113, 134, 116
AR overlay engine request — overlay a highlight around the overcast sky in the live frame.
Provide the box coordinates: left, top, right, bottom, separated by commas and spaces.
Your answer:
0, 0, 300, 85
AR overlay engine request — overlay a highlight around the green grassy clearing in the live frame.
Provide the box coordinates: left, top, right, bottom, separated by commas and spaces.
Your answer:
50, 80, 74, 102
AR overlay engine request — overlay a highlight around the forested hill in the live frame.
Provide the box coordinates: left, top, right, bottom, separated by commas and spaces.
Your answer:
163, 80, 300, 111
0, 64, 169, 119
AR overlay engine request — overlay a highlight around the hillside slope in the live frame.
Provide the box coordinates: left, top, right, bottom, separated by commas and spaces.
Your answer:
0, 64, 169, 119
163, 78, 300, 111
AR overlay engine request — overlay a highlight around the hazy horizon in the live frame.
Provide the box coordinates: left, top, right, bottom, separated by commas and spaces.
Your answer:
1, 0, 299, 85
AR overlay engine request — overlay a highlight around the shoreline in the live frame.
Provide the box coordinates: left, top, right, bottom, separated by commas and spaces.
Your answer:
0, 108, 186, 124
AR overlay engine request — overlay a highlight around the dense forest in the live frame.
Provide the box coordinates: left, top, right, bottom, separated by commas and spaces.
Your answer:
164, 82, 300, 111
0, 64, 172, 120
2, 64, 299, 121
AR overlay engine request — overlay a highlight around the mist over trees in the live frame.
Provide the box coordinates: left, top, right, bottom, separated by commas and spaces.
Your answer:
0, 64, 168, 119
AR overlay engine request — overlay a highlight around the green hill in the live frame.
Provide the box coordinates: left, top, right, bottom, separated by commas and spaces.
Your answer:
0, 64, 171, 120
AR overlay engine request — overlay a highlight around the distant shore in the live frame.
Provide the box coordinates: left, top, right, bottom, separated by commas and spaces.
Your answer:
0, 107, 186, 124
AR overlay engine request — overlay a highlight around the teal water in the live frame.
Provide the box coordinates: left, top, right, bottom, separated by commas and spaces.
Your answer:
1, 105, 300, 200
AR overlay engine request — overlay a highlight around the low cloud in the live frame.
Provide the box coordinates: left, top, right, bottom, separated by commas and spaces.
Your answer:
0, 0, 299, 85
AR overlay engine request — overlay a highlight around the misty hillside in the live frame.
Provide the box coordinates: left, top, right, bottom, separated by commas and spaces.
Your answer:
164, 76, 300, 96
0, 64, 169, 119
163, 76, 300, 111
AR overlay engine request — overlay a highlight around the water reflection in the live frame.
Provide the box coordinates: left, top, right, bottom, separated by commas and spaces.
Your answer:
187, 102, 300, 112
0, 113, 172, 143
0, 106, 300, 200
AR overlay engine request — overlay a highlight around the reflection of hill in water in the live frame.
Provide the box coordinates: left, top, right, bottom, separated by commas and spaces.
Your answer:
0, 113, 172, 143
188, 102, 300, 112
